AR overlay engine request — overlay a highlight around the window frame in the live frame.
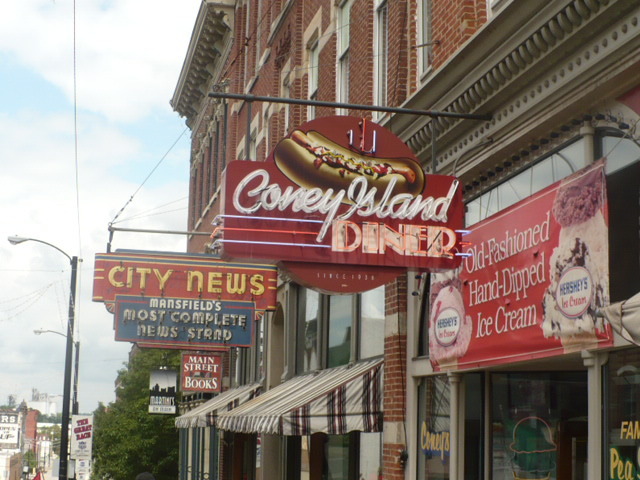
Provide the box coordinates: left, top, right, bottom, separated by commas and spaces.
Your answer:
336, 0, 352, 114
308, 38, 320, 120
373, 0, 389, 112
295, 285, 385, 375
418, 0, 433, 77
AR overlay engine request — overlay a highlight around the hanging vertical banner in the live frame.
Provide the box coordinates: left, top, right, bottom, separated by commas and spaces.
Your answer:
149, 369, 178, 414
70, 415, 93, 459
429, 160, 613, 371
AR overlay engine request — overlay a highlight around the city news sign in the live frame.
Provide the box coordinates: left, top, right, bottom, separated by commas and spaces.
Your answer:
213, 116, 465, 293
92, 250, 278, 349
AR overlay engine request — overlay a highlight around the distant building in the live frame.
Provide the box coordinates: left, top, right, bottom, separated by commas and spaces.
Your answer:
28, 391, 60, 417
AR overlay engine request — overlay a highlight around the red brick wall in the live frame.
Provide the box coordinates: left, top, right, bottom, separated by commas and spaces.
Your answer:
383, 275, 408, 479
25, 410, 39, 451
431, 0, 487, 69
349, 0, 374, 110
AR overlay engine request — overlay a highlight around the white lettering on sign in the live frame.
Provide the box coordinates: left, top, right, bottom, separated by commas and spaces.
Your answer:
233, 169, 458, 242
332, 221, 457, 258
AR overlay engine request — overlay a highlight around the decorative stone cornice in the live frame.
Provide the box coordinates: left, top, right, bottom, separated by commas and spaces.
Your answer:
395, 0, 640, 183
170, 0, 235, 125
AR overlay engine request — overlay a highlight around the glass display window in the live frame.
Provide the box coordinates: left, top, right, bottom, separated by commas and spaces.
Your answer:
606, 348, 640, 480
491, 372, 587, 480
417, 375, 450, 479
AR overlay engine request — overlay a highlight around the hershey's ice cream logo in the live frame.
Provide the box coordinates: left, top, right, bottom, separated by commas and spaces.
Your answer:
556, 266, 593, 318
434, 308, 461, 346
233, 169, 458, 242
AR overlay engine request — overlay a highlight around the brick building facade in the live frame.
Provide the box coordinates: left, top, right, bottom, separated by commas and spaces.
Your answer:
172, 1, 640, 479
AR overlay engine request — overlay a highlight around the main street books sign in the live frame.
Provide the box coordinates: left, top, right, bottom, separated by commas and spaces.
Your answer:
213, 116, 465, 293
428, 160, 613, 371
93, 250, 277, 349
181, 352, 222, 393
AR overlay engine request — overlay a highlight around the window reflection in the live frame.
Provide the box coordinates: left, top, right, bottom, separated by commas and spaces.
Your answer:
298, 288, 320, 373
328, 295, 354, 368
417, 376, 450, 479
296, 286, 384, 372
359, 286, 385, 359
603, 135, 640, 174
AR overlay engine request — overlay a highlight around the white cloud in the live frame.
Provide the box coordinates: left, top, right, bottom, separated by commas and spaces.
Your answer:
0, 0, 199, 412
0, 0, 199, 123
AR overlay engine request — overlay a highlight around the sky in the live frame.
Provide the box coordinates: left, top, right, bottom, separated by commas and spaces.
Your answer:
0, 0, 202, 413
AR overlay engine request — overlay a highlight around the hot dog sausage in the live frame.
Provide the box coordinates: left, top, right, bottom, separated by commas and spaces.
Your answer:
275, 129, 425, 202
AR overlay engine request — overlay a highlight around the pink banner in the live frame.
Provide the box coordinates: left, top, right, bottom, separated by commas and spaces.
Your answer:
429, 160, 613, 370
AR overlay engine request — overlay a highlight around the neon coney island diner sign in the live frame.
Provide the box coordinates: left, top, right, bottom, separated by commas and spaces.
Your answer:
213, 116, 465, 290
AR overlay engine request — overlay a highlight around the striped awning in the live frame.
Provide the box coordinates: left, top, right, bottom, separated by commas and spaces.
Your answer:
175, 383, 262, 429
215, 358, 383, 436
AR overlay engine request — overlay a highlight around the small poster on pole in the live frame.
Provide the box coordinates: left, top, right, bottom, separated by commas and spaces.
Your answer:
149, 369, 177, 414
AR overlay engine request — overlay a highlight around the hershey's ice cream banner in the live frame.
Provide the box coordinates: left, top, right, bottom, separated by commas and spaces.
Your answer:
429, 160, 613, 371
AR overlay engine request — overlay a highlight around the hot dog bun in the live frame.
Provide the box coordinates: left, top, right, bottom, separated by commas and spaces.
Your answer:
274, 130, 425, 203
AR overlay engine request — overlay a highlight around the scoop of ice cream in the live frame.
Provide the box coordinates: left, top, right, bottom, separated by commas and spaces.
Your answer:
552, 165, 604, 227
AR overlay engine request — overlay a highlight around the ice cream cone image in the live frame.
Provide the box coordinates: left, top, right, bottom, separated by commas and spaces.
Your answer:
509, 416, 557, 480
540, 161, 609, 351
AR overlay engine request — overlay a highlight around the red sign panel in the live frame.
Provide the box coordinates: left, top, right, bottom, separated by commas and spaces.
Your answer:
428, 160, 613, 371
92, 250, 278, 311
214, 116, 465, 278
181, 352, 223, 393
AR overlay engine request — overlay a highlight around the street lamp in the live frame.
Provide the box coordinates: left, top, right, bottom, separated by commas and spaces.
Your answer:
34, 329, 80, 415
9, 236, 78, 480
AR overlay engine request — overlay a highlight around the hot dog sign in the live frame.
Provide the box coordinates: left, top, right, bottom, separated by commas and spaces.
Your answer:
214, 116, 465, 292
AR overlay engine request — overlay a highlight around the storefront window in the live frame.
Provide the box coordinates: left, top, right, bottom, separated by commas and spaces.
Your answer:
326, 435, 350, 479
360, 433, 382, 480
491, 372, 587, 480
417, 375, 450, 479
300, 433, 373, 480
606, 348, 640, 480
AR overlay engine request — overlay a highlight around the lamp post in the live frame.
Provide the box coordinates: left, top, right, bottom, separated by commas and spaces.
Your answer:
9, 236, 78, 480
34, 329, 80, 415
